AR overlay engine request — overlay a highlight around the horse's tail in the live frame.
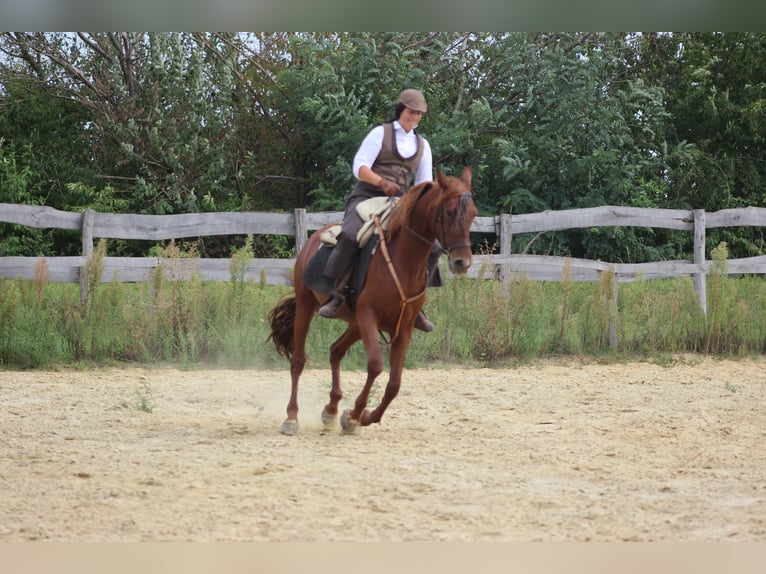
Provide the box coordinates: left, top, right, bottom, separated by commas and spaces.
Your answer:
266, 295, 296, 361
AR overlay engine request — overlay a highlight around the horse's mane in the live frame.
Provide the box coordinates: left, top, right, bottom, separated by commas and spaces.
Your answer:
387, 174, 471, 238
387, 181, 434, 237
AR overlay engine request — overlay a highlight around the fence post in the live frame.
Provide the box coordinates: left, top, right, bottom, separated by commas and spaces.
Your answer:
498, 213, 512, 293
81, 208, 95, 257
79, 208, 95, 304
294, 208, 308, 255
609, 271, 618, 351
693, 209, 707, 315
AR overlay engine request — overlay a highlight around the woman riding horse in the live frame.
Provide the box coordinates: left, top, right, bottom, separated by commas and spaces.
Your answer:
318, 88, 441, 332
268, 166, 477, 435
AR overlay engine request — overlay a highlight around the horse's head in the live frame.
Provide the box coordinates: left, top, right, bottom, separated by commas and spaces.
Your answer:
388, 166, 478, 275
433, 166, 478, 275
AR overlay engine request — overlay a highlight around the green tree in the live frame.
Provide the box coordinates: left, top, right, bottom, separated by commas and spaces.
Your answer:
647, 32, 766, 257
447, 33, 687, 262
0, 33, 250, 217
2, 32, 766, 262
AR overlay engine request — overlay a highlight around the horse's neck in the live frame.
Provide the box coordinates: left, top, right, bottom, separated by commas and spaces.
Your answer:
387, 220, 434, 280
381, 187, 439, 284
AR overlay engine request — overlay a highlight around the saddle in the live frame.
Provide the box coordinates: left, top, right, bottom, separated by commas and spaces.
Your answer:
318, 196, 398, 247
304, 196, 399, 295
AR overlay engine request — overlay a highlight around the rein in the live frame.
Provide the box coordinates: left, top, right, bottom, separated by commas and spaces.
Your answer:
375, 215, 426, 345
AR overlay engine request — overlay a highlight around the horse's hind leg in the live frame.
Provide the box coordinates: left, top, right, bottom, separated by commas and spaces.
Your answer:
322, 325, 361, 429
281, 294, 316, 436
281, 354, 306, 436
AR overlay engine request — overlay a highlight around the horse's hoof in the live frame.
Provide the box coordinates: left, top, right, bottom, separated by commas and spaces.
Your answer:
321, 406, 338, 430
340, 409, 359, 434
280, 419, 299, 436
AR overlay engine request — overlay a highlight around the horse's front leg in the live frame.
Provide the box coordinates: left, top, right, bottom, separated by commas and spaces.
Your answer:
341, 323, 384, 434
359, 328, 413, 427
322, 325, 360, 429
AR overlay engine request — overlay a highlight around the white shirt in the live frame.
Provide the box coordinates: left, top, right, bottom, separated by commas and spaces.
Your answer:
352, 121, 434, 185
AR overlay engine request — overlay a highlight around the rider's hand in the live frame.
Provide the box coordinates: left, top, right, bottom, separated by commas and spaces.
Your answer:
377, 178, 402, 196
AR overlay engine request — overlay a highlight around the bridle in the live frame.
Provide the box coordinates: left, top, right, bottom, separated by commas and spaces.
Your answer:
406, 190, 474, 255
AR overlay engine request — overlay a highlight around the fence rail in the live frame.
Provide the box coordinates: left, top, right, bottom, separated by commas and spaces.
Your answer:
3, 202, 766, 319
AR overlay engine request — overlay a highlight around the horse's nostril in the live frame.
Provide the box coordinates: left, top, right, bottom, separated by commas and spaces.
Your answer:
450, 258, 470, 274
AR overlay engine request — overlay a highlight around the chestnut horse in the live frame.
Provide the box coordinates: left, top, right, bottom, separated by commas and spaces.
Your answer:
267, 166, 477, 435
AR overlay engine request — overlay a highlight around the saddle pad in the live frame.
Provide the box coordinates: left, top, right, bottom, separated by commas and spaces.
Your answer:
304, 235, 380, 296
356, 196, 396, 221
356, 196, 398, 246
303, 244, 334, 293
318, 196, 398, 248
319, 224, 342, 246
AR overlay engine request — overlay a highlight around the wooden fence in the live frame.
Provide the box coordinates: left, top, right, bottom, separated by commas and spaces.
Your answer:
3, 202, 766, 323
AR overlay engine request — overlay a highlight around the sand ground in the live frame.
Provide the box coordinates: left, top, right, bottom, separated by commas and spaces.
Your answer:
1, 356, 765, 541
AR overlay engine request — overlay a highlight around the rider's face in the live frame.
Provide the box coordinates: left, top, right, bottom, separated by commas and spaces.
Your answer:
399, 107, 423, 133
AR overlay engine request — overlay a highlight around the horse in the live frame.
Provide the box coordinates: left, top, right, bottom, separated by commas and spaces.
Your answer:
267, 166, 477, 435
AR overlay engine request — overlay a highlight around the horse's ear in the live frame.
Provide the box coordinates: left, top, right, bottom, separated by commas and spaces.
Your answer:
460, 166, 472, 188
436, 168, 448, 189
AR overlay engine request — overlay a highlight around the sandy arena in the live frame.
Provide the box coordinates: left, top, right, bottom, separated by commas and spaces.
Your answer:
1, 356, 765, 542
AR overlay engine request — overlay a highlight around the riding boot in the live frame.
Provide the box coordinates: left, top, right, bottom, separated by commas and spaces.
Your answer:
317, 287, 345, 318
415, 309, 435, 332
416, 241, 441, 333
426, 240, 444, 287
318, 269, 353, 319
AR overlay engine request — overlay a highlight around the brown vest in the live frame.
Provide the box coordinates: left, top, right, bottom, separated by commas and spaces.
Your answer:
371, 122, 424, 192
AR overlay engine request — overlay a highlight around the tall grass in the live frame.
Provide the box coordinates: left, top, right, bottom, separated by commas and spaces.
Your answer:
1, 241, 765, 369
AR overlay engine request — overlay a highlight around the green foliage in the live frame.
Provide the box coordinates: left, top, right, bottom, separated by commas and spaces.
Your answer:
0, 140, 35, 204
2, 32, 766, 262
0, 74, 95, 204
0, 275, 73, 367
645, 33, 766, 257
618, 277, 706, 353
703, 242, 764, 354
0, 142, 52, 256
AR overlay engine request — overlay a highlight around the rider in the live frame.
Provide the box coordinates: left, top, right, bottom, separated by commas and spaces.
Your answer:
317, 88, 441, 332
